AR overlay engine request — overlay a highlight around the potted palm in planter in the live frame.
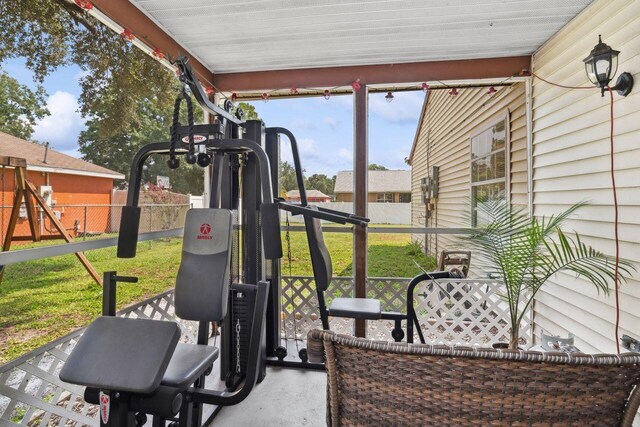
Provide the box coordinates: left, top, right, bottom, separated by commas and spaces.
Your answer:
461, 200, 633, 350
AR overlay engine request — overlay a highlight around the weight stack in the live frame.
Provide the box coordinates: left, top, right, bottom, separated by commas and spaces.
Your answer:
225, 283, 266, 388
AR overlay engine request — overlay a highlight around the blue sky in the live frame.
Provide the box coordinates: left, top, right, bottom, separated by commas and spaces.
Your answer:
3, 58, 424, 177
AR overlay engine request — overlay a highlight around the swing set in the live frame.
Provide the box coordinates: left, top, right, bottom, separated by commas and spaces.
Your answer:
0, 156, 102, 286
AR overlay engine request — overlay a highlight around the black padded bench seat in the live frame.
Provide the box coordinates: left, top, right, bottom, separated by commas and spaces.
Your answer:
162, 343, 218, 388
60, 317, 181, 394
329, 297, 382, 320
60, 316, 219, 394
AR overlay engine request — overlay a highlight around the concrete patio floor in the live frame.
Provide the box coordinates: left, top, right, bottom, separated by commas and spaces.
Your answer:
214, 367, 326, 426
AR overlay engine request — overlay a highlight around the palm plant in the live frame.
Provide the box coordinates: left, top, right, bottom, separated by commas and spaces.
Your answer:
461, 200, 633, 349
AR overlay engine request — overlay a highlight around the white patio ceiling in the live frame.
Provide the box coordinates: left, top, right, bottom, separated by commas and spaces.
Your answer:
130, 0, 595, 74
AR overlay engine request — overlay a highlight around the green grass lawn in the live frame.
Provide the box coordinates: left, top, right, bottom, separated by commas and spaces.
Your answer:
0, 228, 434, 363
0, 238, 184, 363
282, 230, 435, 277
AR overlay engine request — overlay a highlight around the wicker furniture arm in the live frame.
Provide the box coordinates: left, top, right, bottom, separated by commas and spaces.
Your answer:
307, 329, 640, 427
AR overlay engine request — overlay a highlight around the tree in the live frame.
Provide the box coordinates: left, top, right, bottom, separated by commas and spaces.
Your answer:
279, 161, 306, 196
0, 0, 178, 139
78, 78, 204, 194
236, 102, 259, 120
368, 163, 388, 170
307, 173, 335, 196
0, 72, 49, 139
0, 0, 207, 193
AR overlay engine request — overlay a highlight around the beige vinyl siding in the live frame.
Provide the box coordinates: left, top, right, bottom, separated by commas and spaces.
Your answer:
531, 0, 640, 354
410, 83, 527, 254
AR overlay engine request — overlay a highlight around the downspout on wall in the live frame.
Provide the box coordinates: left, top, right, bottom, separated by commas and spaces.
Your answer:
525, 76, 534, 219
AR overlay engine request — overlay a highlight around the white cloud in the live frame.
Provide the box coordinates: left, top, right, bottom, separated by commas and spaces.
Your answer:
292, 118, 317, 131
338, 149, 352, 162
298, 138, 319, 158
370, 91, 424, 124
279, 136, 354, 176
281, 137, 319, 164
323, 116, 339, 130
32, 91, 85, 152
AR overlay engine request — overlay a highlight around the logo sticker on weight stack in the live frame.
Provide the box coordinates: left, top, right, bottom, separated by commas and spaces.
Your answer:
99, 392, 110, 424
181, 134, 208, 143
197, 223, 213, 240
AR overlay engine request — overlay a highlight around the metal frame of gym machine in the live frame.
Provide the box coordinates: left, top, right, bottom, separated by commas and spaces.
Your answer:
126, 54, 377, 381
111, 56, 365, 420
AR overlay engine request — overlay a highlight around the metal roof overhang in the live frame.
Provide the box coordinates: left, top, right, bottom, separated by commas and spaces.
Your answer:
87, 0, 594, 93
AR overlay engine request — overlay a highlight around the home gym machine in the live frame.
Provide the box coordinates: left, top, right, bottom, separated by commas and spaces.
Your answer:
60, 57, 288, 426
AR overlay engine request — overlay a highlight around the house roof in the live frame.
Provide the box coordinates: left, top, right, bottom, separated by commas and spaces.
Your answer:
286, 189, 331, 199
334, 170, 410, 194
0, 131, 124, 179
407, 90, 431, 165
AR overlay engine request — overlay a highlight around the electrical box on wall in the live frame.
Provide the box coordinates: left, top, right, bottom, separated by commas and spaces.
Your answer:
39, 186, 53, 206
621, 335, 640, 352
421, 166, 440, 203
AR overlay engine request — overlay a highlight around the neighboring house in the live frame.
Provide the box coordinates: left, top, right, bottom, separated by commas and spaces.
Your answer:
407, 0, 639, 354
334, 170, 411, 203
285, 189, 332, 203
0, 131, 124, 240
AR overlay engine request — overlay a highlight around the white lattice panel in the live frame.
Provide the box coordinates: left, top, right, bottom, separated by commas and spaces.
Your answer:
0, 291, 196, 426
411, 279, 532, 347
281, 276, 354, 341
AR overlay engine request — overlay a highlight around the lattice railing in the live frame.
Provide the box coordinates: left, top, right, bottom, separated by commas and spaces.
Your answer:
281, 276, 531, 346
281, 276, 354, 340
410, 278, 532, 347
0, 291, 197, 426
1, 277, 531, 425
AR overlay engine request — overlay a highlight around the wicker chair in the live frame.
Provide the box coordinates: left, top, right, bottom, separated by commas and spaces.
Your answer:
307, 329, 640, 426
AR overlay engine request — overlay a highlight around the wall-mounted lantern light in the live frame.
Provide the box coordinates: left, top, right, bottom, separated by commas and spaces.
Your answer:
583, 35, 633, 97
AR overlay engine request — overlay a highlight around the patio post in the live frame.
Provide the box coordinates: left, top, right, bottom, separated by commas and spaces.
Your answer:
353, 85, 368, 337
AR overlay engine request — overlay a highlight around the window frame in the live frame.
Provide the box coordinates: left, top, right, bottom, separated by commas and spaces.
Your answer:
469, 111, 511, 227
398, 193, 411, 203
376, 192, 394, 203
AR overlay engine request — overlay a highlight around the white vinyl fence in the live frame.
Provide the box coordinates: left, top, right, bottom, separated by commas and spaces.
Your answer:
281, 202, 410, 225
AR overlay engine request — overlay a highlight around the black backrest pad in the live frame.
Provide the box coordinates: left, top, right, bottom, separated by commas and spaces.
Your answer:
60, 317, 180, 394
175, 208, 233, 322
303, 207, 332, 292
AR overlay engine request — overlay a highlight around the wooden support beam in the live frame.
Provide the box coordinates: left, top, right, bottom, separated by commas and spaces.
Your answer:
90, 0, 214, 84
16, 167, 40, 242
353, 86, 368, 338
0, 187, 24, 283
214, 56, 531, 92
0, 156, 27, 168
24, 181, 102, 286
1, 188, 23, 253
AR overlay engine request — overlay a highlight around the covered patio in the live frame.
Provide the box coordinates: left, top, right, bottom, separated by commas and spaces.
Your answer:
1, 0, 639, 425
